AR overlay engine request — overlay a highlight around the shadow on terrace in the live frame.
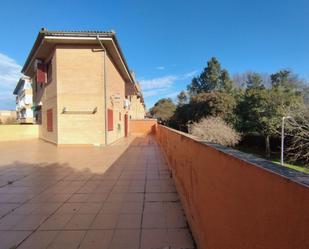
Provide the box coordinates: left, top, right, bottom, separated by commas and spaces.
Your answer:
0, 136, 195, 249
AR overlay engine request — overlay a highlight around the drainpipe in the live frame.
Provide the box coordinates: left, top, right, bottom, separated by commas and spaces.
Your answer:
96, 35, 108, 146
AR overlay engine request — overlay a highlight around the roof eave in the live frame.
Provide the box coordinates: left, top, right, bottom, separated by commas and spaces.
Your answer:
13, 78, 23, 95
21, 31, 44, 74
21, 31, 134, 84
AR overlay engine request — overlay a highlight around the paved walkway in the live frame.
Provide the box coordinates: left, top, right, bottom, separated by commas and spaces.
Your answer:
0, 136, 195, 249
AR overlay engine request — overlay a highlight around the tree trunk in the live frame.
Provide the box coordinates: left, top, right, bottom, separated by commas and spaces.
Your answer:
265, 135, 271, 159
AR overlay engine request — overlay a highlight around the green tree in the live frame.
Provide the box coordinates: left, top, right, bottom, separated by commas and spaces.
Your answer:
187, 57, 223, 95
236, 73, 268, 134
171, 57, 238, 131
271, 70, 299, 89
177, 91, 188, 106
237, 72, 280, 157
236, 71, 304, 158
270, 70, 304, 112
187, 57, 236, 95
304, 86, 309, 106
170, 91, 236, 131
246, 72, 265, 89
220, 69, 234, 92
149, 98, 176, 124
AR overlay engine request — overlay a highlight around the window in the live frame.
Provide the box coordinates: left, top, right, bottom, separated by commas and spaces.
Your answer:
25, 95, 32, 104
47, 109, 53, 132
46, 60, 52, 83
36, 63, 46, 84
119, 112, 121, 121
108, 109, 113, 131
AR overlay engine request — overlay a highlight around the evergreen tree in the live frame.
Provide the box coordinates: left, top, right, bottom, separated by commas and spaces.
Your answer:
246, 72, 265, 90
177, 91, 188, 106
187, 57, 223, 95
219, 69, 234, 92
149, 98, 176, 124
237, 71, 304, 158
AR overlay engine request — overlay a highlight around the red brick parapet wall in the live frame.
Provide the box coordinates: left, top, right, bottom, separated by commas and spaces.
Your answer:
156, 125, 309, 249
129, 119, 309, 249
129, 119, 157, 135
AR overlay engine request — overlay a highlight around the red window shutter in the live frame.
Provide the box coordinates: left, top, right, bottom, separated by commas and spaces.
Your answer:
108, 109, 113, 131
37, 63, 46, 84
47, 109, 53, 132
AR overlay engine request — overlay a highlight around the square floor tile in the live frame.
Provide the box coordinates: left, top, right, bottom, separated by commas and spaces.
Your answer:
117, 214, 142, 229
78, 203, 102, 214
87, 193, 108, 203
18, 231, 58, 249
144, 202, 165, 214
68, 193, 90, 203
100, 202, 122, 214
14, 214, 48, 230
0, 214, 26, 230
91, 214, 118, 229
166, 212, 187, 228
56, 203, 81, 214
121, 202, 143, 214
141, 229, 169, 249
0, 231, 31, 249
64, 214, 96, 230
142, 213, 167, 229
109, 229, 140, 249
39, 213, 73, 230
168, 229, 195, 249
79, 230, 114, 249
46, 230, 86, 249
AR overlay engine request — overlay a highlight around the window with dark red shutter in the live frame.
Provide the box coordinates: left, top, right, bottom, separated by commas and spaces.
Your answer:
108, 109, 113, 131
37, 63, 46, 84
47, 109, 53, 132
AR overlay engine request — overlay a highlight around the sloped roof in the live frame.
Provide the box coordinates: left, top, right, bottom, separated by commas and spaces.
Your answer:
13, 76, 30, 95
22, 28, 134, 84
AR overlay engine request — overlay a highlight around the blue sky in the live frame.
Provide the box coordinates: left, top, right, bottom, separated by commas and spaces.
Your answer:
0, 0, 308, 110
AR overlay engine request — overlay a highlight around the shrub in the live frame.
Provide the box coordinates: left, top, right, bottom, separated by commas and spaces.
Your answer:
4, 117, 17, 125
188, 116, 241, 147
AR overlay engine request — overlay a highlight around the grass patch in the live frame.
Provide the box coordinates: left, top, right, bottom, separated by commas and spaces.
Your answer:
236, 145, 309, 174
272, 160, 309, 174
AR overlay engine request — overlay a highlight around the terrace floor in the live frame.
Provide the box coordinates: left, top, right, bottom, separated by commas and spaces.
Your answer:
0, 136, 195, 249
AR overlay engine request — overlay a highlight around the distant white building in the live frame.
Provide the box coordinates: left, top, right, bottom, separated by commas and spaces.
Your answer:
13, 76, 34, 123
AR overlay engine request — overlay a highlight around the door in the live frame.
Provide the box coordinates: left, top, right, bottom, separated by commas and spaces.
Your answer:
125, 114, 129, 137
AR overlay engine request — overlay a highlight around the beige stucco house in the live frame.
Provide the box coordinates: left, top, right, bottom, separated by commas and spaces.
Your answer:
13, 76, 34, 123
125, 73, 146, 120
21, 29, 145, 145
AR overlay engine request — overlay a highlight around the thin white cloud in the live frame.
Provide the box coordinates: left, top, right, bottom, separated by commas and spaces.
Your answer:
156, 66, 165, 70
143, 89, 179, 99
139, 75, 177, 91
0, 52, 22, 109
180, 70, 198, 79
165, 91, 179, 99
143, 89, 164, 98
140, 70, 197, 106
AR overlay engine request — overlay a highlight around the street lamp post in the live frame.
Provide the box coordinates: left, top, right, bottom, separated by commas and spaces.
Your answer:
281, 116, 292, 165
